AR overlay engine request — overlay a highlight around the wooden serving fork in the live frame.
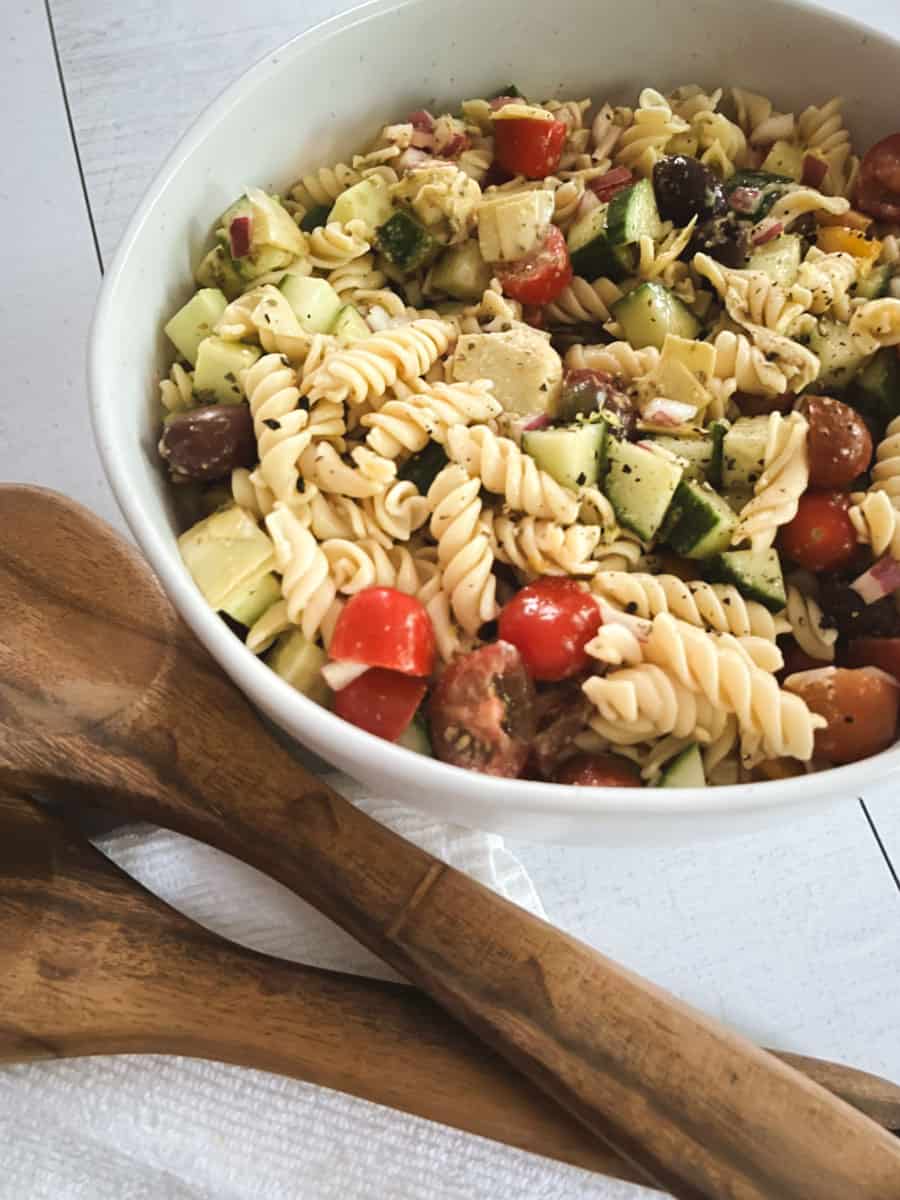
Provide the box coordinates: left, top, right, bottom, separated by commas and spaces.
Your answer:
1, 485, 899, 1200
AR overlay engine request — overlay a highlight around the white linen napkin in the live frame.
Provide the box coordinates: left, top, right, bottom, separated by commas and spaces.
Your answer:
0, 773, 654, 1199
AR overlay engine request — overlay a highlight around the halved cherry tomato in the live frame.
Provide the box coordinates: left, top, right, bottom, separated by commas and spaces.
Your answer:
493, 115, 567, 179
802, 395, 873, 488
555, 753, 641, 787
856, 132, 900, 221
779, 491, 857, 573
329, 588, 435, 676
844, 636, 900, 684
334, 668, 427, 742
785, 667, 899, 764
498, 577, 600, 681
494, 226, 573, 307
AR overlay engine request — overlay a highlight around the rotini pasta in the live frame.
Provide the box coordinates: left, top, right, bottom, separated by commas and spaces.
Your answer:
785, 584, 837, 662
543, 276, 623, 324
733, 412, 809, 551
849, 297, 900, 347
159, 362, 194, 413
426, 464, 498, 635
306, 220, 371, 269
265, 502, 340, 643
361, 377, 500, 458
614, 88, 690, 177
489, 513, 603, 577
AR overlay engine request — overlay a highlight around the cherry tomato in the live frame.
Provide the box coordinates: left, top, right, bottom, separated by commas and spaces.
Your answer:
802, 395, 873, 488
429, 641, 536, 777
779, 491, 858, 573
555, 753, 641, 787
856, 133, 900, 221
785, 667, 899, 764
329, 588, 435, 676
844, 636, 900, 684
493, 115, 567, 179
494, 226, 573, 306
498, 577, 600, 681
334, 668, 427, 742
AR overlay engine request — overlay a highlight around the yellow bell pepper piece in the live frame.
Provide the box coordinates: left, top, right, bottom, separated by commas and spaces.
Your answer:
816, 224, 882, 274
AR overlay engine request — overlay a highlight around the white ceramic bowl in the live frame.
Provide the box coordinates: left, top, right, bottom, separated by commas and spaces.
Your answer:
90, 0, 900, 844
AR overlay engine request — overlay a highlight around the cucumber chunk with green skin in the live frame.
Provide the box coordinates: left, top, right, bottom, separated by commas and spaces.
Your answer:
807, 317, 876, 390
606, 179, 663, 246
178, 505, 275, 612
567, 206, 633, 280
300, 204, 332, 232
397, 717, 432, 755
193, 337, 261, 404
429, 241, 493, 301
705, 548, 787, 612
328, 176, 393, 234
268, 629, 331, 707
332, 304, 370, 343
854, 348, 900, 421
746, 234, 802, 287
721, 416, 771, 493
856, 263, 894, 301
280, 276, 344, 333
399, 441, 449, 494
612, 282, 700, 350
604, 438, 683, 541
221, 569, 282, 628
656, 743, 705, 787
522, 422, 607, 491
164, 289, 229, 366
646, 434, 713, 481
708, 419, 730, 489
663, 480, 738, 559
377, 210, 440, 272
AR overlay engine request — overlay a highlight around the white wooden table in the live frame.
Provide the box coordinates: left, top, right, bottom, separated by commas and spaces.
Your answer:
2, 1, 899, 1195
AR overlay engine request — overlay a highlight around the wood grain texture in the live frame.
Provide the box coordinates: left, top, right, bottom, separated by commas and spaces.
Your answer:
1, 485, 900, 1200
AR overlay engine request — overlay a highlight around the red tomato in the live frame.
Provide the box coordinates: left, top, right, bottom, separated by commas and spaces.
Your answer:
555, 753, 641, 787
334, 668, 426, 741
785, 667, 899, 764
329, 588, 435, 676
498, 578, 600, 681
779, 491, 857, 573
495, 226, 573, 306
494, 115, 567, 179
856, 132, 900, 221
844, 637, 900, 684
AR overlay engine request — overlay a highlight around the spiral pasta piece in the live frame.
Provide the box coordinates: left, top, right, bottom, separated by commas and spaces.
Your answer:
290, 162, 362, 210
583, 663, 728, 745
489, 513, 603, 577
322, 537, 429, 595
298, 442, 396, 498
731, 88, 796, 146
585, 622, 646, 667
849, 298, 900, 348
265, 503, 339, 643
794, 249, 858, 322
593, 536, 645, 572
364, 480, 430, 541
305, 319, 455, 408
869, 415, 900, 502
591, 571, 791, 640
306, 220, 371, 269
614, 88, 689, 176
231, 466, 274, 520
564, 340, 660, 382
707, 329, 791, 397
445, 423, 580, 524
297, 487, 391, 548
785, 585, 837, 662
327, 253, 387, 298
361, 378, 500, 458
426, 464, 498, 635
159, 362, 194, 413
762, 187, 850, 229
849, 489, 900, 558
733, 412, 809, 551
544, 276, 623, 324
242, 354, 315, 504
694, 254, 809, 334
797, 97, 855, 196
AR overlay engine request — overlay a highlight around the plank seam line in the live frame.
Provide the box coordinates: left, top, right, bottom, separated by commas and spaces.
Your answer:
859, 797, 900, 897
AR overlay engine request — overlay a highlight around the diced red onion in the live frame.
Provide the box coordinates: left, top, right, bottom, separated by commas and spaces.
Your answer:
522, 412, 551, 431
229, 215, 252, 259
410, 129, 435, 150
802, 154, 828, 189
575, 189, 601, 221
851, 555, 900, 604
438, 131, 469, 158
587, 166, 633, 200
642, 397, 697, 427
729, 186, 762, 214
752, 220, 784, 246
408, 108, 435, 132
321, 660, 370, 691
395, 147, 429, 172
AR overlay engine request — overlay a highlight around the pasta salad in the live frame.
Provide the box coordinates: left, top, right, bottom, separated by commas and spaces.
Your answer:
158, 82, 900, 789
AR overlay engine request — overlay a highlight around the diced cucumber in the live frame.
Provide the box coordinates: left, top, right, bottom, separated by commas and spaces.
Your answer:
705, 548, 787, 612
300, 203, 332, 232
193, 336, 261, 404
522, 422, 607, 491
399, 441, 449, 494
761, 141, 805, 181
195, 245, 244, 300
567, 206, 633, 281
708, 419, 729, 489
606, 179, 663, 246
165, 289, 229, 366
280, 276, 344, 334
397, 716, 432, 755
221, 569, 282, 628
612, 282, 700, 350
662, 480, 738, 559
854, 348, 900, 422
646, 435, 713, 481
604, 437, 683, 541
178, 505, 276, 612
430, 241, 492, 301
376, 210, 440, 272
656, 744, 705, 787
721, 416, 771, 492
856, 263, 894, 301
268, 629, 331, 707
328, 175, 393, 235
747, 234, 802, 288
332, 305, 370, 344
807, 317, 875, 390
725, 171, 792, 220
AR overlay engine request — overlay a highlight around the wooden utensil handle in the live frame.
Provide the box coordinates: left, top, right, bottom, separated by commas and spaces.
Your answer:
3, 487, 900, 1200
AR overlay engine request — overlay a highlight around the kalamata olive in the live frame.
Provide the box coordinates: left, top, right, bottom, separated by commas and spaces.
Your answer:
818, 580, 900, 639
686, 213, 750, 268
735, 391, 795, 418
556, 368, 637, 436
785, 666, 899, 764
801, 395, 874, 488
555, 753, 642, 787
159, 403, 256, 482
652, 155, 728, 227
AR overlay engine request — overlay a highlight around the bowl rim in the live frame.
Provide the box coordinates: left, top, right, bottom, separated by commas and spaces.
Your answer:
89, 0, 900, 826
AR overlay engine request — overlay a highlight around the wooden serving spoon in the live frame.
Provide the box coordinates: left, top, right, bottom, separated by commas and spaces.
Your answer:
3, 789, 899, 1192
1, 485, 899, 1200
